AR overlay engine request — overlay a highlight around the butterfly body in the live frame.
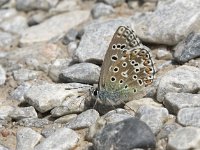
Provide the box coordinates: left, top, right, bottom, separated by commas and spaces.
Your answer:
92, 26, 155, 106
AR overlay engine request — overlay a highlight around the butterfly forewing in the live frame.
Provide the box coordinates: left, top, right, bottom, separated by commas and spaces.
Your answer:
99, 26, 142, 90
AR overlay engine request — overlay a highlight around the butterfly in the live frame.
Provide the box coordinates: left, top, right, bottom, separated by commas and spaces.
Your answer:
91, 26, 155, 107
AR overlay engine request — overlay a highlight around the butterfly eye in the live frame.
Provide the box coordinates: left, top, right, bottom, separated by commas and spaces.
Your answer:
113, 67, 119, 73
137, 79, 143, 86
110, 76, 116, 82
133, 88, 137, 93
119, 79, 124, 84
132, 75, 137, 80
117, 44, 121, 49
135, 68, 140, 73
124, 85, 128, 89
111, 55, 118, 61
121, 44, 126, 49
122, 62, 127, 67
118, 26, 125, 35
112, 44, 116, 50
130, 60, 135, 65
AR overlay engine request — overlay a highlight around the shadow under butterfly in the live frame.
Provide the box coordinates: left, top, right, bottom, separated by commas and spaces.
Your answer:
90, 26, 155, 114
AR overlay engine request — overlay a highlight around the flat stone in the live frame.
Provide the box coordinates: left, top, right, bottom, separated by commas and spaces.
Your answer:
93, 118, 156, 149
20, 10, 90, 45
16, 0, 51, 11
164, 93, 200, 114
54, 114, 77, 124
132, 0, 200, 45
0, 31, 19, 50
16, 127, 42, 150
35, 128, 79, 150
177, 107, 200, 127
0, 15, 28, 34
18, 118, 50, 128
0, 0, 9, 6
174, 32, 200, 63
157, 65, 200, 102
168, 127, 200, 150
24, 83, 81, 113
125, 98, 162, 112
0, 8, 17, 23
91, 3, 114, 19
97, 0, 125, 7
59, 63, 100, 84
0, 105, 14, 120
66, 109, 99, 129
41, 124, 62, 138
13, 69, 41, 82
10, 82, 31, 102
136, 105, 169, 134
9, 106, 37, 121
74, 19, 131, 63
0, 65, 6, 85
0, 144, 9, 150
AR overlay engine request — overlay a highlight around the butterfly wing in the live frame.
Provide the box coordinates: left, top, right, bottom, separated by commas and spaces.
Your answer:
99, 26, 142, 91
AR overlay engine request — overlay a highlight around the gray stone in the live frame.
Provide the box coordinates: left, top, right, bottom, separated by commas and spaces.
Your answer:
0, 0, 9, 6
9, 106, 37, 121
16, 127, 42, 150
93, 118, 156, 149
0, 31, 18, 50
41, 124, 62, 138
97, 0, 125, 7
51, 95, 87, 117
66, 109, 99, 129
177, 107, 200, 127
48, 58, 72, 82
74, 19, 131, 63
132, 0, 200, 45
156, 47, 172, 60
136, 105, 169, 134
91, 3, 114, 19
20, 11, 90, 45
59, 63, 100, 84
168, 127, 200, 150
164, 93, 200, 114
24, 83, 81, 113
125, 98, 162, 112
27, 11, 48, 26
16, 0, 50, 11
157, 65, 200, 102
18, 118, 50, 128
13, 69, 41, 82
62, 28, 78, 45
174, 32, 200, 63
0, 105, 14, 120
50, 0, 80, 14
35, 128, 79, 150
0, 15, 28, 34
0, 144, 9, 150
0, 8, 17, 22
10, 83, 31, 102
0, 65, 6, 85
54, 114, 77, 124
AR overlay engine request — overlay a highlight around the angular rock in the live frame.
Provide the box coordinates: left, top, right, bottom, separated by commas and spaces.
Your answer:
168, 127, 200, 150
93, 118, 156, 149
62, 28, 78, 45
66, 109, 99, 129
0, 15, 28, 34
13, 69, 41, 82
16, 127, 42, 150
132, 0, 200, 45
10, 83, 31, 102
18, 118, 50, 128
157, 65, 200, 102
9, 106, 37, 121
0, 8, 17, 22
59, 63, 100, 84
20, 10, 90, 45
0, 31, 19, 50
0, 105, 14, 120
91, 3, 114, 19
136, 105, 169, 134
0, 65, 6, 85
54, 114, 77, 124
164, 93, 200, 114
174, 32, 200, 63
41, 124, 62, 138
74, 19, 131, 63
125, 98, 162, 112
35, 128, 79, 150
177, 107, 200, 127
48, 58, 72, 82
16, 0, 51, 11
24, 83, 82, 113
97, 0, 125, 7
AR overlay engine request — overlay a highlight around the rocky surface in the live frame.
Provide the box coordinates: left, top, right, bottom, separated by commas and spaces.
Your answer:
0, 0, 200, 149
